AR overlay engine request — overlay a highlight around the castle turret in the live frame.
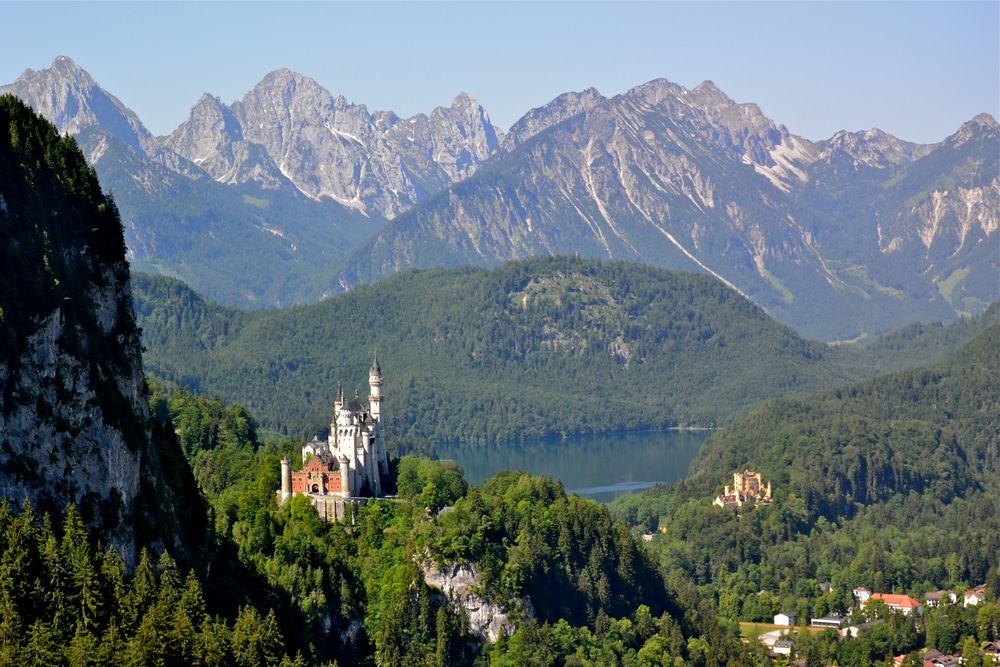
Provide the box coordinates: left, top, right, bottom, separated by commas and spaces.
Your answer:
280, 457, 292, 502
368, 354, 382, 422
339, 453, 351, 498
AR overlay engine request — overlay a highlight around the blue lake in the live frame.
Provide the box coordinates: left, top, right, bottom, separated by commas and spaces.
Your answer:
435, 429, 710, 502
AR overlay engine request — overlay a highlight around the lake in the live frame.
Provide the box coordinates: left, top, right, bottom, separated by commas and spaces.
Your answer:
435, 429, 710, 502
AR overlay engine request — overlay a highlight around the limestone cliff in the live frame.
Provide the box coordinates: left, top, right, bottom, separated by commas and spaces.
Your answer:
0, 95, 206, 568
421, 561, 531, 643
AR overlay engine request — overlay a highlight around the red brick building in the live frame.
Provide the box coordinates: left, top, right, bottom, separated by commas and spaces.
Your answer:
289, 455, 345, 496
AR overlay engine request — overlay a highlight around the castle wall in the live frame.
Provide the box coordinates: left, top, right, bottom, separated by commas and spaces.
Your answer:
311, 496, 368, 523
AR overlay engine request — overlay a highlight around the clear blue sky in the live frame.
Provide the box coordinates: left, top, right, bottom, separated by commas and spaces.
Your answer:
1, 1, 997, 143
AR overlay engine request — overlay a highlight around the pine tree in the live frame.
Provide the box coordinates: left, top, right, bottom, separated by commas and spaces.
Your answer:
37, 514, 70, 640
180, 571, 207, 627
100, 545, 128, 629
22, 619, 60, 667
126, 547, 157, 632
199, 616, 232, 667
0, 593, 22, 663
65, 620, 100, 667
62, 505, 101, 632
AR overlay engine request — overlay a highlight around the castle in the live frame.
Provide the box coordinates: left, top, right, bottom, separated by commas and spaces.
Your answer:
713, 469, 773, 511
277, 357, 389, 521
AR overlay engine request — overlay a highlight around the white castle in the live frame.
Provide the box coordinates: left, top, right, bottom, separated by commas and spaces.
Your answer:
279, 357, 389, 509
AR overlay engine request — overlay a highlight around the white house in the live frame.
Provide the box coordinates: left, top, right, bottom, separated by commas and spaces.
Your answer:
964, 585, 986, 606
774, 612, 797, 627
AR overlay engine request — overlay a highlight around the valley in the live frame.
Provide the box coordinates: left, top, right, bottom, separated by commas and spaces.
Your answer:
0, 8, 997, 664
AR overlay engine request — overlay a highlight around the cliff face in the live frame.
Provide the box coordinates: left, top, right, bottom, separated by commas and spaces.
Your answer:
421, 561, 528, 643
0, 94, 204, 568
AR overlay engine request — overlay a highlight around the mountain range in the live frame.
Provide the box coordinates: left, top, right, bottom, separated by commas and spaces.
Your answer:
3, 57, 996, 339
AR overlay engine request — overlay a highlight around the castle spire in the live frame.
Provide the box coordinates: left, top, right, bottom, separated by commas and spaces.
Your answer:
370, 352, 381, 377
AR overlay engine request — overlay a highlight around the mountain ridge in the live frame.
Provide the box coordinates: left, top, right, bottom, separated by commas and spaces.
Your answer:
3, 56, 995, 339
334, 80, 997, 339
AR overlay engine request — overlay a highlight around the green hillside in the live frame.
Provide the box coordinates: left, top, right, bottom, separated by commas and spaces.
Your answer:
613, 324, 1000, 663
134, 258, 998, 450
135, 257, 886, 449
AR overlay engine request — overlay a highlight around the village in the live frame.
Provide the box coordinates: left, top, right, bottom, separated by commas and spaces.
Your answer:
746, 584, 995, 666
705, 469, 997, 665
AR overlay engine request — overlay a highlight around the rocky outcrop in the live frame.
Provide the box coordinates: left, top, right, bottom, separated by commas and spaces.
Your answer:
500, 87, 605, 151
421, 561, 529, 643
163, 93, 291, 191
0, 275, 145, 563
0, 94, 207, 569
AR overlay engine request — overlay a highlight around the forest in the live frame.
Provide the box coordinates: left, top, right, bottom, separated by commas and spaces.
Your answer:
0, 379, 755, 665
131, 261, 998, 451
612, 324, 1000, 665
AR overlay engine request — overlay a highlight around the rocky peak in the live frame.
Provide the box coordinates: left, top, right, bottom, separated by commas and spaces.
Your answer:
449, 91, 477, 110
0, 56, 156, 157
221, 69, 505, 215
690, 79, 729, 102
164, 93, 243, 161
49, 55, 95, 84
501, 87, 606, 150
948, 112, 999, 147
818, 127, 923, 169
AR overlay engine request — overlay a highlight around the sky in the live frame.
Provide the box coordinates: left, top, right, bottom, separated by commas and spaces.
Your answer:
1, 1, 997, 144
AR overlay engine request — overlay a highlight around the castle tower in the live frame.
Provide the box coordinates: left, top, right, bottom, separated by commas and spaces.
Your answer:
368, 354, 382, 422
339, 453, 351, 498
280, 458, 292, 502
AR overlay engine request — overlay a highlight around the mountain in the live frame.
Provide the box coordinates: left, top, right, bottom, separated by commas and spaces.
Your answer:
169, 68, 502, 219
5, 59, 995, 339
0, 57, 383, 307
337, 80, 998, 340
0, 95, 208, 567
129, 256, 989, 449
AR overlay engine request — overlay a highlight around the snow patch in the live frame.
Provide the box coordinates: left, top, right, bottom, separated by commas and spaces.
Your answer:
325, 123, 364, 146
748, 136, 813, 192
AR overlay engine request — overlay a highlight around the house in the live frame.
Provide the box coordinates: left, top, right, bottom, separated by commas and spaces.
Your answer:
811, 614, 847, 629
864, 593, 922, 616
774, 612, 797, 627
758, 629, 785, 649
964, 585, 987, 606
924, 590, 957, 607
818, 582, 833, 594
922, 649, 959, 667
853, 587, 871, 603
983, 641, 1000, 659
773, 639, 793, 656
840, 619, 881, 638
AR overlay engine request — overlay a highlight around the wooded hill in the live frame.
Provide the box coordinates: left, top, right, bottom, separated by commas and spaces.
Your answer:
613, 324, 1000, 663
133, 258, 998, 449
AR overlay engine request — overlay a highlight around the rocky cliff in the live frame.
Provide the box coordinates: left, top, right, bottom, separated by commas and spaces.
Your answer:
422, 561, 527, 642
0, 94, 206, 568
